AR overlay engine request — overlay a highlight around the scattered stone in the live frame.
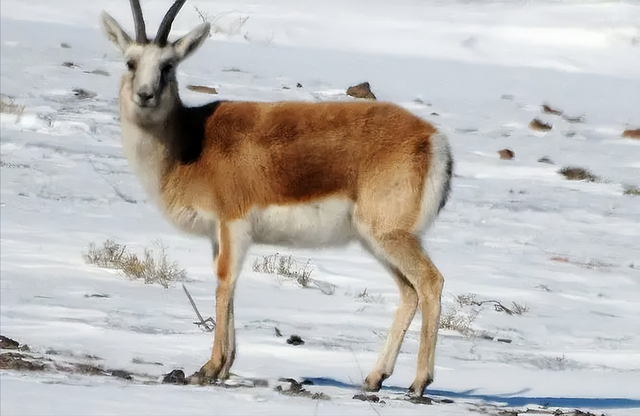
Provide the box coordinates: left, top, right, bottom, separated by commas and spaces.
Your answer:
287, 335, 305, 346
346, 82, 376, 100
274, 327, 283, 337
72, 88, 97, 100
61, 43, 71, 49
282, 85, 291, 90
276, 378, 330, 400
84, 69, 110, 76
563, 115, 584, 123
187, 85, 218, 95
62, 61, 79, 68
542, 104, 563, 116
84, 293, 110, 298
163, 369, 188, 384
109, 369, 133, 380
353, 393, 382, 403
132, 357, 163, 366
564, 131, 577, 138
538, 156, 554, 164
496, 338, 512, 344
430, 112, 439, 116
296, 83, 303, 88
622, 128, 640, 139
0, 335, 19, 350
529, 118, 552, 132
497, 149, 515, 160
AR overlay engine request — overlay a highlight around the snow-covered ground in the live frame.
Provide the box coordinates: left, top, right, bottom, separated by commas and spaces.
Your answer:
1, 0, 639, 415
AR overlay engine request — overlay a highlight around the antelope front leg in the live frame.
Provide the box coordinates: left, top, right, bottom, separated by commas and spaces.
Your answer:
192, 220, 251, 384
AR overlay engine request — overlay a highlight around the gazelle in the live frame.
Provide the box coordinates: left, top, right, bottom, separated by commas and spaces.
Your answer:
101, 0, 453, 397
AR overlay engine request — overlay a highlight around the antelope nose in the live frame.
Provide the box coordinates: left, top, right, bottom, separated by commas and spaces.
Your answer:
137, 91, 154, 104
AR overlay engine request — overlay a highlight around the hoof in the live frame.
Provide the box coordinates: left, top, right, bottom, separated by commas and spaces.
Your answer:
186, 360, 223, 385
407, 376, 433, 397
362, 372, 388, 392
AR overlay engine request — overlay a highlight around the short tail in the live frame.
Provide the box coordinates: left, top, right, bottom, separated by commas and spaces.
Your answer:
416, 131, 453, 232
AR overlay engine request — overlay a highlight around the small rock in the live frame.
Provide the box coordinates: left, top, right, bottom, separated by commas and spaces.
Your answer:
538, 156, 554, 164
72, 88, 97, 100
353, 393, 381, 403
346, 82, 376, 100
0, 336, 19, 350
187, 85, 218, 95
84, 69, 110, 76
163, 369, 187, 385
274, 327, 283, 337
529, 118, 552, 132
563, 115, 584, 123
497, 149, 514, 160
500, 94, 514, 101
286, 335, 305, 346
430, 112, 439, 116
622, 128, 640, 139
296, 83, 303, 88
109, 369, 133, 380
542, 104, 563, 116
61, 43, 72, 49
62, 61, 78, 68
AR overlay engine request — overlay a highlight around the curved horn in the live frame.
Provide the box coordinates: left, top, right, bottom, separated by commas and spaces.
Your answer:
129, 0, 148, 43
155, 0, 187, 46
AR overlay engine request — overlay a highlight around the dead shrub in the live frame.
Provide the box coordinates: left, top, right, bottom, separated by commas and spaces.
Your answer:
84, 239, 186, 288
558, 166, 599, 182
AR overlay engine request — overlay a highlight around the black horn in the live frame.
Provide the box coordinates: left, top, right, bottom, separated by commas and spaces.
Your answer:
155, 0, 187, 46
129, 0, 148, 43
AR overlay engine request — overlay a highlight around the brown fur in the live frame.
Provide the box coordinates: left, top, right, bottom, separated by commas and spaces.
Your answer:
161, 101, 437, 224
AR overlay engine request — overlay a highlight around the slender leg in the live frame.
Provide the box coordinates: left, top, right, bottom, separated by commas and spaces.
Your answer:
191, 220, 251, 384
363, 265, 418, 391
362, 227, 444, 397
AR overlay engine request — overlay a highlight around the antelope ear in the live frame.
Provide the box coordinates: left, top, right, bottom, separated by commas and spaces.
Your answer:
100, 12, 133, 54
173, 23, 210, 61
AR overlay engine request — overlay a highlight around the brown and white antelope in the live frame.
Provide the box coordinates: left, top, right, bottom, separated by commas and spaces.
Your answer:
101, 0, 453, 397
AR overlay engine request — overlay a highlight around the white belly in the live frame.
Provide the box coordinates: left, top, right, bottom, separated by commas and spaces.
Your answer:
250, 197, 355, 247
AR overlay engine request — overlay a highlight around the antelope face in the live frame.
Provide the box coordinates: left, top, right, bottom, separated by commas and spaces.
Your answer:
121, 43, 179, 114
100, 0, 210, 123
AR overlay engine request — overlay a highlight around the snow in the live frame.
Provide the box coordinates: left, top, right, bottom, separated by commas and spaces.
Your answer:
1, 0, 639, 415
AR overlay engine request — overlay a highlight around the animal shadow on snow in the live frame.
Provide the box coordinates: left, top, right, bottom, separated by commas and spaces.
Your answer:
303, 377, 640, 409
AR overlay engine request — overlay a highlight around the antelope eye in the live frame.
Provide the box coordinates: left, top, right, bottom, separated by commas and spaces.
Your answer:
126, 60, 137, 71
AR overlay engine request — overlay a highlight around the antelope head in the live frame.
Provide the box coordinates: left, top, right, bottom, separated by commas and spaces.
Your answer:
101, 0, 210, 125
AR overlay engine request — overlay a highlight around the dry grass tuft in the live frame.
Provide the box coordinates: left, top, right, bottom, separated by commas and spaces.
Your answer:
558, 166, 600, 182
623, 185, 640, 196
84, 239, 186, 288
0, 96, 25, 117
253, 253, 335, 295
